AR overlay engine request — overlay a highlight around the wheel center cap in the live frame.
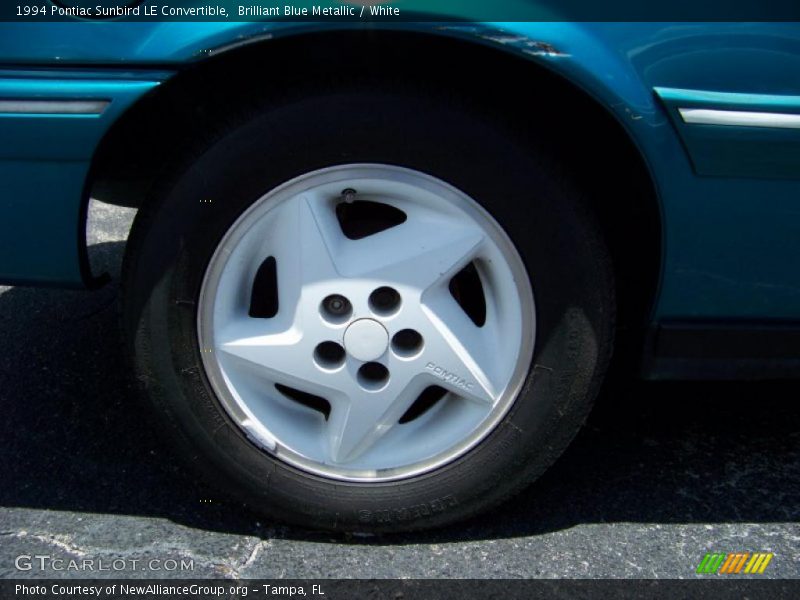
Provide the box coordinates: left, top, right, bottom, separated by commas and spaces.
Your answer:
343, 319, 389, 362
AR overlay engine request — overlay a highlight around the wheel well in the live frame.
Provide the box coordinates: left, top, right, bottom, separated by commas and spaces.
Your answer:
91, 29, 661, 370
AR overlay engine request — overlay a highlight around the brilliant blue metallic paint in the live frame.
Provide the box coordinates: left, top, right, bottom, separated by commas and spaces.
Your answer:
0, 74, 164, 286
656, 87, 800, 179
0, 21, 798, 321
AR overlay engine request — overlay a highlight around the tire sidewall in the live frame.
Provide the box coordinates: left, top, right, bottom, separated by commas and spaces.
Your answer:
124, 90, 614, 531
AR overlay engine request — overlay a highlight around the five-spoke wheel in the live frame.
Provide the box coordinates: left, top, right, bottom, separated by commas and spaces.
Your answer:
123, 89, 613, 531
198, 165, 534, 480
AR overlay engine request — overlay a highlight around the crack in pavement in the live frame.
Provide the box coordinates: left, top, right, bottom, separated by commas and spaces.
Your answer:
216, 538, 273, 579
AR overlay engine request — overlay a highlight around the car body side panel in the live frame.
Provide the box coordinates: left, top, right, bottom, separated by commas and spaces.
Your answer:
0, 74, 165, 286
0, 22, 798, 322
655, 87, 800, 179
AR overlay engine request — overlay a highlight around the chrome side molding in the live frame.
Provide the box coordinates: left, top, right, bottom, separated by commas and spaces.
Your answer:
679, 108, 800, 129
0, 99, 109, 115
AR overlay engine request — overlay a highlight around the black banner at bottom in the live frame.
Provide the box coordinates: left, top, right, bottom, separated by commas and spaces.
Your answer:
1, 579, 799, 600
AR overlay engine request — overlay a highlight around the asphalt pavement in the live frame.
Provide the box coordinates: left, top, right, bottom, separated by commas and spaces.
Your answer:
0, 201, 798, 580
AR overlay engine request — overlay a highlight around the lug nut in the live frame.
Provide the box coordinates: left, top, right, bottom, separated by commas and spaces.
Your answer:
314, 341, 346, 370
357, 362, 390, 391
369, 286, 401, 315
325, 295, 348, 314
321, 294, 352, 323
392, 329, 424, 358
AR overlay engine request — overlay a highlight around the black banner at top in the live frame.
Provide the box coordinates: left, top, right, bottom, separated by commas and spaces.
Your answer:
5, 0, 800, 22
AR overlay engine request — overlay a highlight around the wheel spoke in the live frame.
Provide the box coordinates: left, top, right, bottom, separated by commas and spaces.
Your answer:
326, 375, 427, 464
338, 215, 485, 292
217, 324, 335, 396
277, 195, 342, 287
419, 304, 499, 406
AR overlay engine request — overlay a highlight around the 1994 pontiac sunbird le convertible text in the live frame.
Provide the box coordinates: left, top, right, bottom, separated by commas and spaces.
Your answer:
0, 12, 798, 531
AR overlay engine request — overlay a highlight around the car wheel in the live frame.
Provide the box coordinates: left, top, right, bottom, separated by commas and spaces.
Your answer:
122, 88, 614, 532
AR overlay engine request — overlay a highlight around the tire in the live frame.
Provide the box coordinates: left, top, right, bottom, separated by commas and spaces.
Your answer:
122, 87, 614, 532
